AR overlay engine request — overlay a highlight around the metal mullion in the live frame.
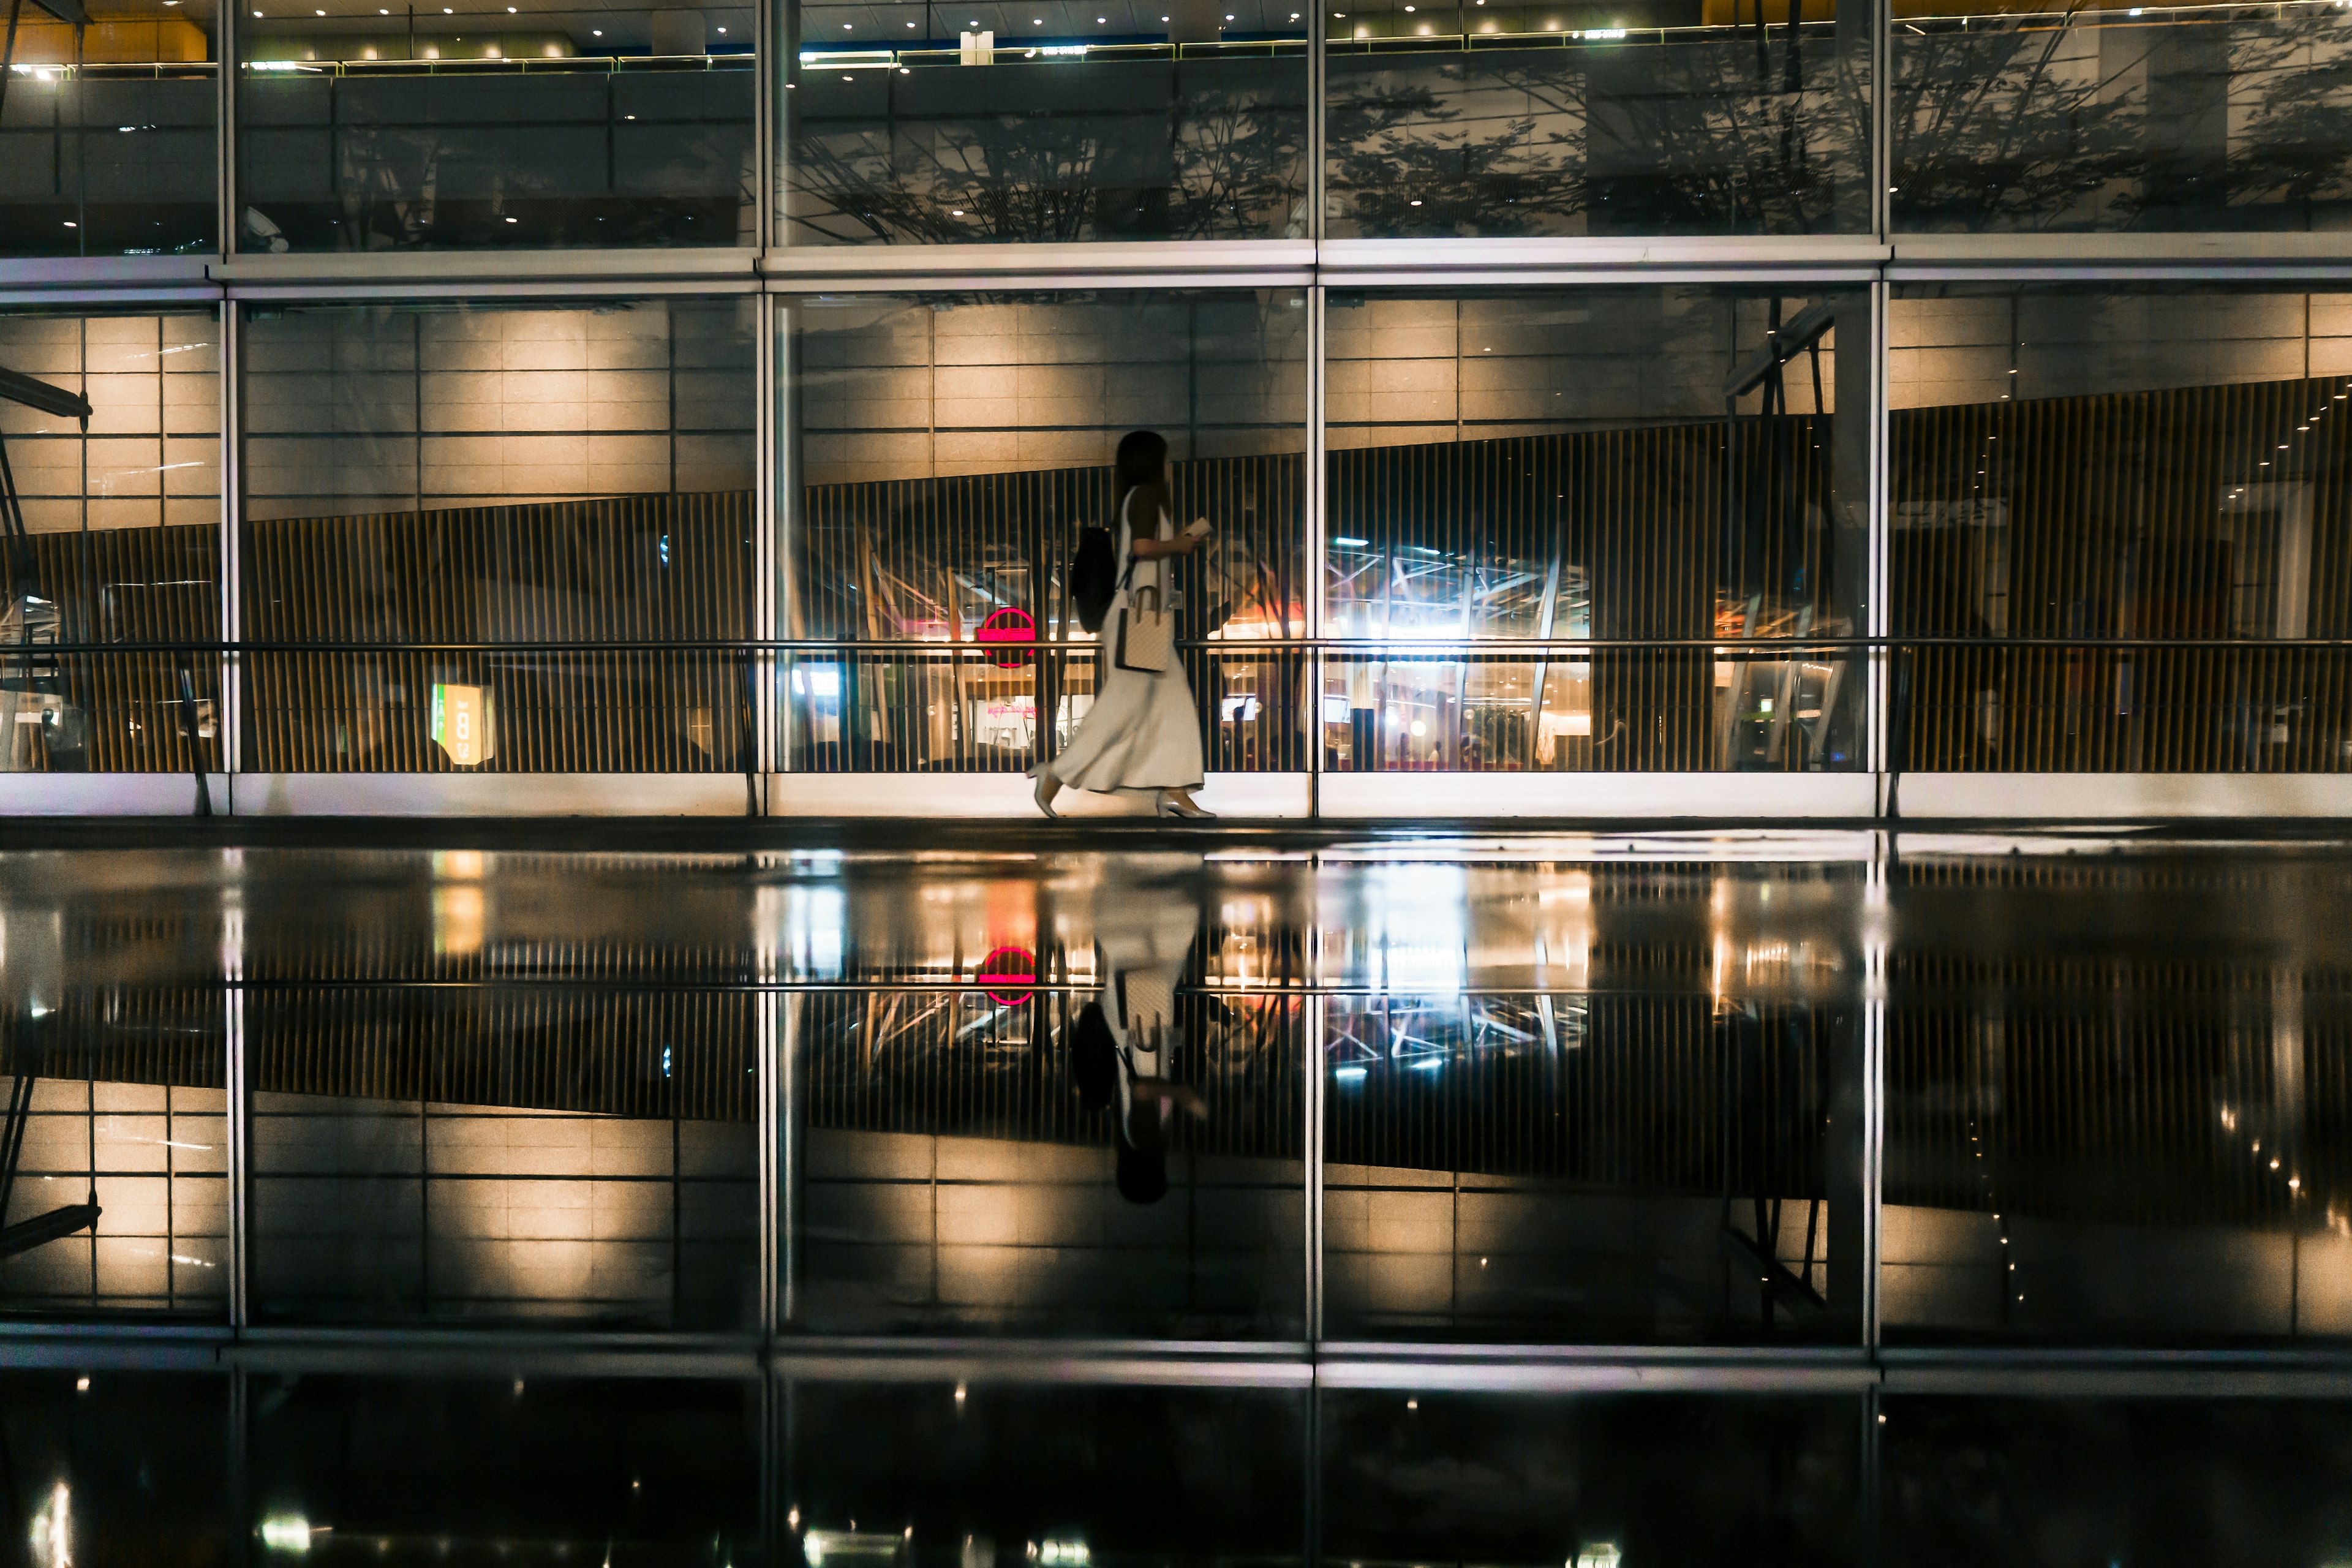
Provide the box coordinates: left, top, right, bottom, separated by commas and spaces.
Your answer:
1867, 277, 1890, 794
1308, 0, 1325, 249
757, 986, 780, 1340
221, 300, 243, 793
1307, 284, 1326, 813
1305, 949, 1325, 1347
225, 922, 249, 1330
217, 0, 236, 260
778, 987, 800, 1329
756, 291, 780, 793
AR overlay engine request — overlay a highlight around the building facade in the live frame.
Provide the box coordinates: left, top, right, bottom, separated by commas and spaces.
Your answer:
2, 0, 2350, 817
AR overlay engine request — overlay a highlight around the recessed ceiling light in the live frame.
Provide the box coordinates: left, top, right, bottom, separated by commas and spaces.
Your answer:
504, 215, 517, 221
716, 24, 725, 30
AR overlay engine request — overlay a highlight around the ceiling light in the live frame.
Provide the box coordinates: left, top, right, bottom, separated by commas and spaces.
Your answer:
504, 215, 516, 221
716, 23, 725, 29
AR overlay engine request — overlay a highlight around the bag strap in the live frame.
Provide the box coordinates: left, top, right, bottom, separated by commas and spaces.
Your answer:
1117, 489, 1140, 590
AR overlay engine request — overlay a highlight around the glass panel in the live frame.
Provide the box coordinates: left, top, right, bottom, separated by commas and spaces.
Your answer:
0, 850, 228, 1319
250, 985, 758, 1328
1320, 1392, 1863, 1567
1320, 860, 1866, 1345
1326, 286, 1870, 773
792, 989, 1306, 1336
1893, 4, 2352, 235
0, 311, 223, 774
1884, 850, 2352, 1346
0, 1371, 232, 1561
248, 1375, 761, 1557
782, 1382, 1307, 1568
239, 299, 756, 772
780, 1, 1306, 244
785, 290, 1308, 775
1320, 651, 1864, 771
1890, 284, 2352, 772
1885, 1398, 2352, 1565
0, 17, 218, 257
236, 0, 752, 251
1325, 2, 1871, 238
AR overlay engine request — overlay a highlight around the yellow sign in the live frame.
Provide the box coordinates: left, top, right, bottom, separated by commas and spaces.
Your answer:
430, 683, 494, 767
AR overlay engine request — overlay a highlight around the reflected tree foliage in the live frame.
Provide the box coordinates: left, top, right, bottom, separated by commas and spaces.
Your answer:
783, 60, 1306, 243
1893, 4, 2352, 231
1325, 29, 1871, 236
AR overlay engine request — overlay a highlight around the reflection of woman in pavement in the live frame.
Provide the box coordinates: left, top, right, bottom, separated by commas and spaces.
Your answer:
1069, 857, 1209, 1204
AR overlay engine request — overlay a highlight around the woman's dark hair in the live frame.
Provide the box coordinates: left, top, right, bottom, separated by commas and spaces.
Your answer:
1117, 1143, 1170, 1205
1114, 430, 1169, 497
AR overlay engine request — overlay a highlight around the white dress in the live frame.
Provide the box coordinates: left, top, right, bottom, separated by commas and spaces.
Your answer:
1044, 488, 1205, 793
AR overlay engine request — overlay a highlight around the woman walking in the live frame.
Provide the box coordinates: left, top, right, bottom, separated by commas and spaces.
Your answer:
1033, 430, 1216, 820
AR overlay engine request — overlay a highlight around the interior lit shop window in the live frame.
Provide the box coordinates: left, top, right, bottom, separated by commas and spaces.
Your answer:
782, 289, 1308, 772
236, 0, 753, 251
1325, 0, 1871, 237
0, 4, 219, 257
778, 0, 1307, 243
1324, 285, 1869, 774
1892, 0, 2352, 232
238, 298, 756, 772
0, 311, 223, 777
1890, 284, 2352, 772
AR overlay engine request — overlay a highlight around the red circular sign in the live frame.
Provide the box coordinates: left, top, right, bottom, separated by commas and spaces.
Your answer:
976, 945, 1038, 1007
976, 606, 1036, 669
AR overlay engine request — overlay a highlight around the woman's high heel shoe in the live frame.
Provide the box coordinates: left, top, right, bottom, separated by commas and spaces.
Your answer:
1033, 772, 1062, 819
1157, 791, 1215, 820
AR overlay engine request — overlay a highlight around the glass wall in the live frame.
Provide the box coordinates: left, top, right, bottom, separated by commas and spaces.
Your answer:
1890, 283, 2352, 773
1325, 285, 1869, 774
1892, 1, 2352, 234
1327, 0, 1872, 238
0, 9, 218, 255
238, 296, 756, 772
236, 0, 753, 250
783, 288, 1308, 775
778, 0, 1307, 244
0, 309, 223, 777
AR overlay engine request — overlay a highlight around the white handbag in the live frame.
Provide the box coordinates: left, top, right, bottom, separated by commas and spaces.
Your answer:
1112, 490, 1175, 674
1115, 582, 1174, 674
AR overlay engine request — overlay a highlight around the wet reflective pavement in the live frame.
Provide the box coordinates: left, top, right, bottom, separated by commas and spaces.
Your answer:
6, 828, 2352, 1564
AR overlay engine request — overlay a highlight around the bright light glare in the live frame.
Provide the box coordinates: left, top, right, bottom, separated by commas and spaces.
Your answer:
260, 1515, 314, 1554
29, 1481, 69, 1567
